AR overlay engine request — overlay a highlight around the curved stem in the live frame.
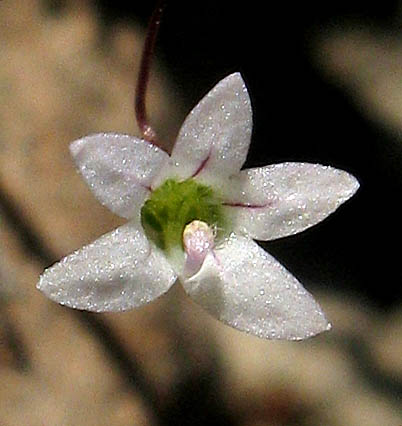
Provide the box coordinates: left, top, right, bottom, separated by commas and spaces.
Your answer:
135, 0, 166, 148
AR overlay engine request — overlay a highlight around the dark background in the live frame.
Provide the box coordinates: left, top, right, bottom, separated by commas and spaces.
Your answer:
79, 0, 400, 308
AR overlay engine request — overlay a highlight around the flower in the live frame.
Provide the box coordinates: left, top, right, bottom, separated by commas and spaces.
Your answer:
37, 73, 359, 340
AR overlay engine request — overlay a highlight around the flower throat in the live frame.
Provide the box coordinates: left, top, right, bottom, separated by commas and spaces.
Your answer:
141, 179, 226, 253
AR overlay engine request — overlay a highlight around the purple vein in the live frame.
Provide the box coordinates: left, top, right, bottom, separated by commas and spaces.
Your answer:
222, 201, 272, 209
125, 172, 153, 192
191, 146, 213, 178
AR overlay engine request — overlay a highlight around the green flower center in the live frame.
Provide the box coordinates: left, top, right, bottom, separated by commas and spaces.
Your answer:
141, 179, 226, 253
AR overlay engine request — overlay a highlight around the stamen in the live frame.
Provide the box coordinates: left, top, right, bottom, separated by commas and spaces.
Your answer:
183, 220, 215, 277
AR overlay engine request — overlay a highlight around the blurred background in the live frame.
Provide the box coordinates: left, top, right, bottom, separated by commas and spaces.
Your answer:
0, 0, 401, 425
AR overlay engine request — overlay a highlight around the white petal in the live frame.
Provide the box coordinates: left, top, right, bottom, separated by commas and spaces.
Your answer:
223, 163, 359, 241
182, 233, 330, 340
37, 222, 176, 312
70, 133, 169, 219
154, 73, 252, 186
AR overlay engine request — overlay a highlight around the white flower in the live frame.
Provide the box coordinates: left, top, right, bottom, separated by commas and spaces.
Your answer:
37, 73, 359, 340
